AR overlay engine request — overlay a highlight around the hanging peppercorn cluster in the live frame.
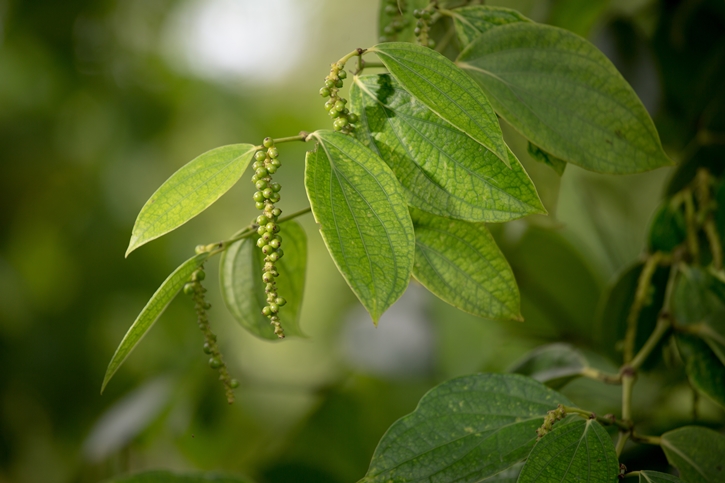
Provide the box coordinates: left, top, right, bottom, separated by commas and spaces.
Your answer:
379, 0, 408, 43
413, 7, 435, 48
183, 267, 238, 404
251, 137, 287, 338
319, 63, 358, 134
536, 404, 567, 439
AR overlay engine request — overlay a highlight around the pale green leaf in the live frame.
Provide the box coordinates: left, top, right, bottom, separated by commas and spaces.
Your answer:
305, 130, 414, 323
378, 0, 428, 43
450, 5, 531, 47
105, 470, 253, 483
102, 253, 208, 392
676, 334, 725, 410
369, 42, 509, 166
351, 74, 545, 222
509, 343, 587, 389
518, 419, 619, 483
661, 426, 725, 483
410, 209, 520, 320
219, 221, 306, 340
638, 471, 684, 483
458, 23, 673, 174
527, 142, 567, 176
126, 144, 256, 256
361, 373, 572, 483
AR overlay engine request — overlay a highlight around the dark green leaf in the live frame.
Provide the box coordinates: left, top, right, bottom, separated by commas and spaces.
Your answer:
351, 74, 545, 222
661, 426, 725, 483
676, 334, 725, 410
509, 343, 587, 389
105, 470, 253, 483
219, 221, 306, 340
410, 209, 520, 320
638, 471, 683, 483
369, 42, 509, 166
458, 23, 673, 174
377, 0, 428, 43
450, 5, 531, 48
361, 373, 572, 483
480, 463, 522, 482
305, 130, 414, 323
648, 201, 686, 253
518, 419, 619, 483
126, 144, 256, 256
102, 253, 208, 392
527, 142, 567, 176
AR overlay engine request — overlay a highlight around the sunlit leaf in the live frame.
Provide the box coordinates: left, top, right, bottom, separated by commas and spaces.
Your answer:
518, 419, 619, 483
126, 144, 256, 256
102, 253, 208, 392
458, 23, 673, 174
509, 343, 587, 389
219, 221, 306, 340
450, 5, 531, 47
369, 42, 509, 166
361, 373, 572, 483
305, 130, 414, 323
661, 426, 725, 483
410, 209, 520, 320
351, 74, 544, 222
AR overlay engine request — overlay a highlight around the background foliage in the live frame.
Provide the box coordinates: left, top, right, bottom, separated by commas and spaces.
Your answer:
0, 0, 724, 482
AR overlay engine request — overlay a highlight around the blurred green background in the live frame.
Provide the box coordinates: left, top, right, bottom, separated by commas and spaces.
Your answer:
1, 0, 724, 482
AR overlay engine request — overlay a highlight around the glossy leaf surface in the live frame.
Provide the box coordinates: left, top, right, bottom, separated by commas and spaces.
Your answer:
126, 144, 256, 256
361, 373, 572, 483
661, 426, 725, 483
410, 209, 520, 320
351, 74, 544, 222
102, 253, 208, 392
458, 23, 672, 174
509, 343, 587, 389
451, 5, 531, 47
219, 221, 306, 340
305, 130, 414, 323
370, 42, 509, 165
518, 419, 618, 483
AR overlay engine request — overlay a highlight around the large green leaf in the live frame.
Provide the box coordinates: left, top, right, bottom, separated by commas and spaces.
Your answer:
219, 221, 306, 340
518, 419, 619, 483
105, 470, 253, 483
509, 343, 588, 389
369, 42, 509, 166
102, 253, 208, 392
351, 74, 545, 222
661, 426, 725, 483
676, 334, 725, 410
410, 209, 520, 320
377, 0, 428, 43
361, 373, 572, 483
458, 23, 672, 174
305, 130, 414, 323
450, 5, 531, 47
126, 144, 256, 256
637, 472, 683, 483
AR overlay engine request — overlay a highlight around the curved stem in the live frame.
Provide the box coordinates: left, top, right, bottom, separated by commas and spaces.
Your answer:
624, 252, 667, 363
562, 406, 632, 431
273, 132, 310, 145
631, 433, 662, 445
615, 431, 629, 457
580, 367, 622, 384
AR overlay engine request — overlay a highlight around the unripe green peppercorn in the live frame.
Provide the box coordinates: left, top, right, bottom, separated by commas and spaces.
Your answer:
192, 269, 205, 282
262, 306, 272, 316
256, 237, 266, 248
183, 282, 196, 296
334, 118, 347, 130
265, 222, 277, 232
269, 239, 280, 249
253, 191, 264, 202
257, 226, 267, 236
209, 357, 221, 369
266, 165, 277, 174
255, 180, 267, 190
203, 342, 212, 354
255, 201, 265, 210
325, 79, 335, 88
276, 297, 286, 306
269, 193, 280, 203
267, 147, 278, 158
255, 167, 268, 177
270, 182, 281, 192
338, 70, 347, 79
277, 248, 284, 259
268, 252, 279, 262
324, 100, 334, 110
319, 87, 330, 97
269, 303, 279, 314
262, 188, 273, 198
271, 159, 281, 168
262, 232, 273, 243
262, 244, 274, 255
255, 151, 266, 162
262, 272, 274, 284
263, 137, 274, 148
272, 208, 282, 217
257, 215, 269, 226
230, 379, 239, 389
335, 79, 343, 88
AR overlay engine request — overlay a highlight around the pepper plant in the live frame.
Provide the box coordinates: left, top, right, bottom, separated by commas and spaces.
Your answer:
104, 1, 725, 482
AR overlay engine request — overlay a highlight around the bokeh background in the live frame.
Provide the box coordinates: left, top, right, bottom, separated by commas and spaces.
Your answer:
1, 0, 724, 482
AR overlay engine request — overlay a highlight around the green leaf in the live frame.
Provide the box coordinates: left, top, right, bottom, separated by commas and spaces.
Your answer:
361, 373, 572, 483
410, 209, 520, 320
676, 334, 725, 410
369, 42, 509, 166
648, 201, 687, 253
661, 426, 725, 483
527, 142, 567, 176
126, 144, 256, 256
509, 343, 587, 389
305, 130, 414, 323
450, 5, 531, 48
105, 470, 253, 483
102, 253, 208, 393
377, 0, 428, 43
480, 463, 523, 482
548, 0, 609, 38
219, 221, 306, 340
351, 74, 545, 222
458, 23, 673, 174
638, 471, 683, 483
518, 419, 619, 483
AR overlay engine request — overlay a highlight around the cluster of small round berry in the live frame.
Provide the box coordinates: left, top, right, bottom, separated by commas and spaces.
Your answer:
319, 63, 358, 134
413, 8, 435, 48
379, 0, 408, 43
184, 268, 238, 404
251, 137, 287, 338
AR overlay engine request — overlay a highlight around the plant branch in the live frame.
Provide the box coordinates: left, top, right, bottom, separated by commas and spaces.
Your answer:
563, 406, 632, 432
624, 251, 667, 363
580, 367, 622, 384
630, 432, 662, 445
615, 431, 629, 457
273, 132, 310, 145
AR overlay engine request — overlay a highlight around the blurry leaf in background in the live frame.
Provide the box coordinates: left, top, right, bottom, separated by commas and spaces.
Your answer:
509, 343, 587, 389
377, 0, 428, 43
661, 426, 725, 483
648, 201, 687, 253
547, 0, 609, 38
451, 5, 531, 48
527, 142, 567, 176
675, 334, 725, 410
